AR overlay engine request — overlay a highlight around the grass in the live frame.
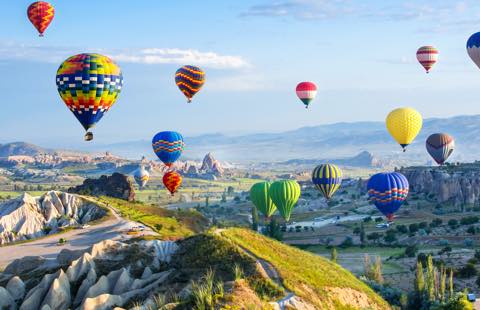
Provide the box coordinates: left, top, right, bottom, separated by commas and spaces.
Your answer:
98, 196, 208, 240
220, 228, 390, 309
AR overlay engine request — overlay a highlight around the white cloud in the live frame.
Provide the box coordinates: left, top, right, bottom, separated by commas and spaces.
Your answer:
110, 48, 250, 69
0, 42, 250, 69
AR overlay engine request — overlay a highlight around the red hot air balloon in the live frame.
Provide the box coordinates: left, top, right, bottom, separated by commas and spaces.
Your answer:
163, 171, 182, 196
296, 82, 317, 108
416, 46, 438, 73
27, 1, 54, 37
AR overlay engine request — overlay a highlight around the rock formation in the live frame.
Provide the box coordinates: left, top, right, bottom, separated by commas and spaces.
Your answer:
0, 239, 179, 310
400, 165, 480, 206
0, 191, 106, 245
200, 153, 224, 177
68, 173, 135, 201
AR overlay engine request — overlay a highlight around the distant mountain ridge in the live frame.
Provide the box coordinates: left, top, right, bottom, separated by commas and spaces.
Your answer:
79, 114, 480, 163
0, 142, 52, 157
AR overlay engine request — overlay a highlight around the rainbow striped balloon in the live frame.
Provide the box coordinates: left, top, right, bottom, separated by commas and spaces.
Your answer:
152, 131, 185, 167
367, 172, 409, 222
175, 65, 205, 103
296, 81, 317, 108
416, 46, 438, 73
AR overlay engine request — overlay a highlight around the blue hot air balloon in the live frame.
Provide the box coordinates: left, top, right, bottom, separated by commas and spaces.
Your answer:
367, 172, 409, 222
311, 164, 342, 200
467, 32, 480, 69
151, 131, 185, 167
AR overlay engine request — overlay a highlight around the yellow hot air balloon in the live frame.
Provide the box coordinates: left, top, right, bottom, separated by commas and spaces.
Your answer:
386, 107, 422, 152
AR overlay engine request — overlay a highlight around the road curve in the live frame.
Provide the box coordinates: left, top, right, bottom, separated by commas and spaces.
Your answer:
0, 204, 156, 269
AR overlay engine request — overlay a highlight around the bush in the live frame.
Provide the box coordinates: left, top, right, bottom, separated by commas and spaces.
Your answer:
375, 217, 383, 223
448, 219, 458, 229
363, 216, 372, 223
457, 263, 477, 278
438, 246, 452, 255
154, 223, 163, 231
405, 245, 418, 257
409, 223, 419, 234
340, 236, 354, 248
396, 225, 408, 234
430, 218, 443, 228
384, 230, 397, 244
460, 216, 479, 225
419, 222, 428, 229
467, 226, 476, 235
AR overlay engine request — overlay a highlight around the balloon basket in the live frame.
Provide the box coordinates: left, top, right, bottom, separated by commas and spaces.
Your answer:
84, 132, 93, 141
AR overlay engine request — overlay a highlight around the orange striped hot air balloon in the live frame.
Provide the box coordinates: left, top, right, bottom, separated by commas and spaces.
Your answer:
416, 46, 438, 73
163, 171, 182, 196
27, 1, 54, 37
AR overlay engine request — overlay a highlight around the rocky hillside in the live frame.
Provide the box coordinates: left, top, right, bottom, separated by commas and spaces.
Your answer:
0, 191, 106, 245
0, 142, 51, 157
399, 163, 480, 206
68, 173, 135, 202
0, 229, 389, 310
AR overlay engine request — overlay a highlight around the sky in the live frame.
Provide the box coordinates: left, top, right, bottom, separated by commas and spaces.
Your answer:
2, 0, 480, 147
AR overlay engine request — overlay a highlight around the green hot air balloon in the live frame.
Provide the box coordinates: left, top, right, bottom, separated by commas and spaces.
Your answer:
250, 182, 277, 218
268, 180, 301, 221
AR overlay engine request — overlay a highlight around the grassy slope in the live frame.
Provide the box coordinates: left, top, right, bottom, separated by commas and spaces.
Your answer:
220, 228, 390, 310
99, 196, 208, 240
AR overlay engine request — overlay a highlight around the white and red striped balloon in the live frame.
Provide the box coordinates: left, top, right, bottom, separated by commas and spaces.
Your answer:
416, 46, 438, 73
296, 81, 317, 108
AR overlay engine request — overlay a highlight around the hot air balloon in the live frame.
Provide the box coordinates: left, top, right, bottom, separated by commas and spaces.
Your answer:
175, 65, 205, 103
312, 164, 342, 200
163, 171, 182, 195
416, 46, 438, 73
296, 82, 317, 108
134, 166, 150, 188
426, 133, 455, 165
27, 1, 54, 37
386, 107, 422, 152
268, 180, 300, 221
250, 182, 277, 218
152, 131, 185, 167
56, 53, 123, 141
367, 172, 409, 222
467, 32, 480, 69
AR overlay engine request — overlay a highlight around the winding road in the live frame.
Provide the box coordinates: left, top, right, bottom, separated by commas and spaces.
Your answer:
0, 205, 156, 269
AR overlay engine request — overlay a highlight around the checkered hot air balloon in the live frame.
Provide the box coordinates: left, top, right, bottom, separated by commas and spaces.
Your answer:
367, 172, 409, 223
295, 82, 317, 108
56, 53, 123, 141
27, 1, 54, 37
416, 46, 438, 73
152, 131, 185, 167
175, 65, 205, 103
163, 171, 182, 196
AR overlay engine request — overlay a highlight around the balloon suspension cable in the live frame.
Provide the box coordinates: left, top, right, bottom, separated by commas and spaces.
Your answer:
84, 132, 93, 142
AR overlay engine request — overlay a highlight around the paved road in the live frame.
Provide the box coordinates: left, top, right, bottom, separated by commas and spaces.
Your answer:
0, 205, 156, 269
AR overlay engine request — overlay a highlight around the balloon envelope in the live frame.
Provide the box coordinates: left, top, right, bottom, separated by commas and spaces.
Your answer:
151, 131, 185, 167
296, 82, 317, 108
268, 180, 301, 221
56, 53, 123, 139
250, 182, 277, 218
312, 164, 342, 200
386, 107, 422, 151
134, 166, 150, 188
426, 133, 454, 165
175, 65, 205, 102
163, 171, 182, 195
416, 46, 438, 73
467, 32, 480, 69
367, 172, 409, 222
27, 1, 54, 36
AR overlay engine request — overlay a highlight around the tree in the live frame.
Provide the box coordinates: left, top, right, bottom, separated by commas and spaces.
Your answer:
384, 229, 397, 244
467, 226, 476, 235
441, 292, 473, 310
409, 223, 419, 234
396, 224, 408, 234
265, 218, 283, 241
457, 263, 477, 278
425, 255, 435, 303
340, 236, 353, 248
373, 256, 384, 284
221, 190, 227, 203
405, 245, 418, 258
449, 268, 454, 299
251, 207, 259, 232
331, 248, 338, 263
205, 196, 209, 208
415, 261, 425, 295
448, 219, 458, 229
367, 232, 382, 244
360, 223, 366, 244
227, 186, 235, 195
430, 218, 443, 228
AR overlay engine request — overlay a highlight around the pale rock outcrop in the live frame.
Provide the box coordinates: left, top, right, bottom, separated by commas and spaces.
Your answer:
0, 286, 16, 310
74, 268, 97, 307
0, 191, 106, 245
57, 248, 85, 265
4, 256, 46, 275
80, 294, 124, 310
20, 270, 61, 310
141, 266, 152, 279
84, 275, 110, 300
143, 240, 178, 263
66, 252, 95, 282
40, 270, 71, 310
112, 268, 133, 295
6, 276, 25, 301
90, 239, 124, 258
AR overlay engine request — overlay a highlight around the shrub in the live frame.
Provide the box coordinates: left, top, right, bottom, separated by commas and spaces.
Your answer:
467, 226, 476, 235
457, 263, 477, 278
430, 218, 443, 228
409, 223, 419, 234
154, 223, 163, 231
448, 219, 458, 229
375, 217, 383, 223
340, 236, 353, 248
396, 225, 408, 234
438, 246, 452, 255
405, 245, 418, 258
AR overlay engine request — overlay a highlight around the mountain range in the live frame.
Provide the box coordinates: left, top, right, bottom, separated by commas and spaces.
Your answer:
2, 114, 480, 164
73, 114, 480, 164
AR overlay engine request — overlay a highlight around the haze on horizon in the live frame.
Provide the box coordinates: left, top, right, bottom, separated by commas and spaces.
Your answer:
2, 0, 480, 147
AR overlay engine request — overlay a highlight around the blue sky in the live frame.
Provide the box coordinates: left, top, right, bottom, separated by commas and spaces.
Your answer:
2, 0, 480, 147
